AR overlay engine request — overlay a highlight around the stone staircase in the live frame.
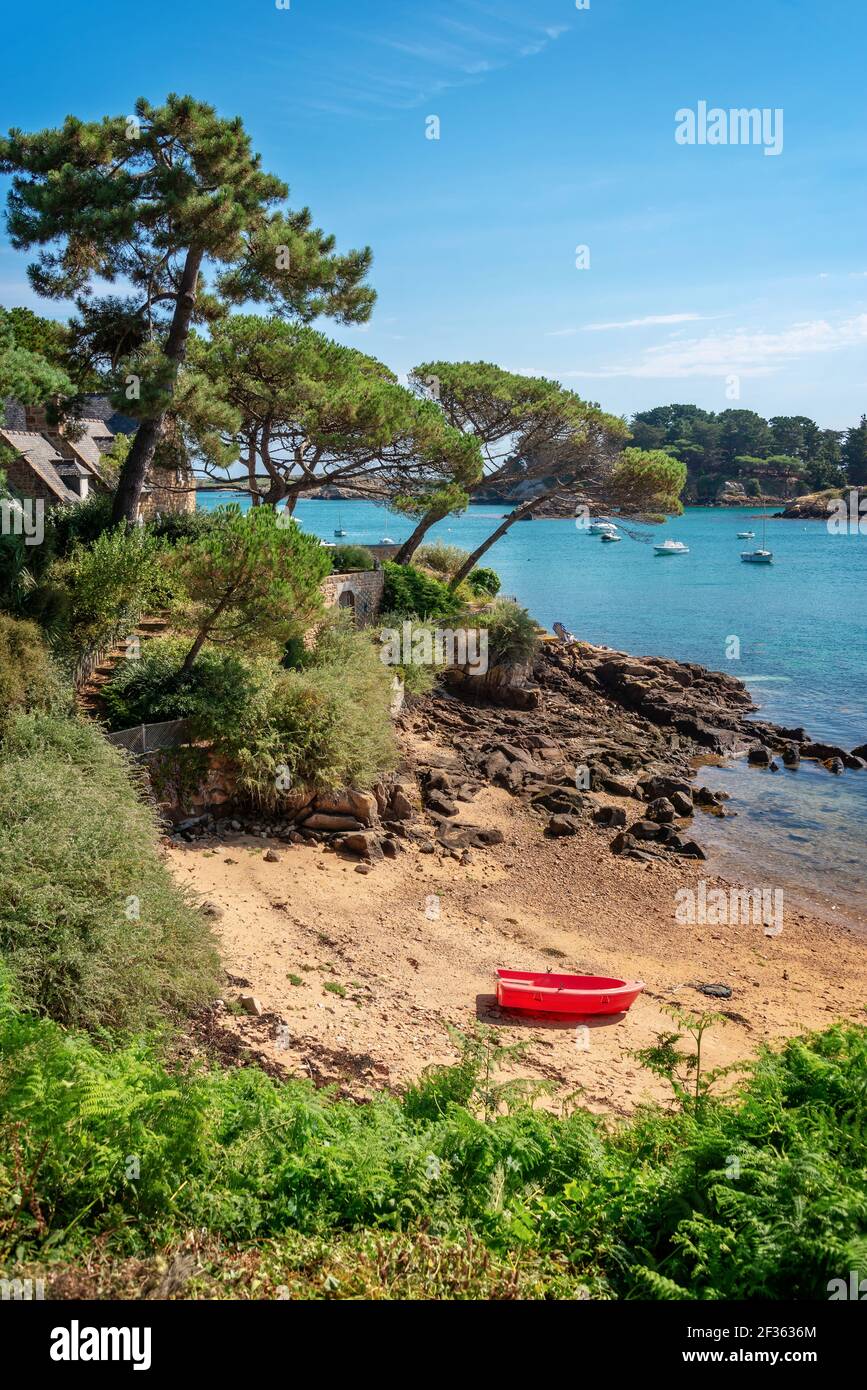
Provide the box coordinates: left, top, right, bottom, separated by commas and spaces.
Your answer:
76, 614, 171, 718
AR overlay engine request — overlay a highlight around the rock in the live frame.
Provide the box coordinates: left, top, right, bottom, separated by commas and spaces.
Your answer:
381, 837, 401, 858
425, 790, 459, 817
547, 813, 583, 837
348, 790, 380, 826
696, 983, 732, 999
602, 775, 637, 798
824, 757, 845, 775
355, 864, 372, 875
678, 840, 708, 860
646, 796, 676, 824
239, 996, 263, 1017
263, 849, 282, 863
593, 805, 627, 828
629, 819, 666, 842
425, 769, 454, 792
852, 743, 867, 761
641, 774, 693, 802
782, 744, 801, 767
748, 746, 771, 767
800, 740, 849, 763
531, 785, 588, 815
340, 831, 384, 863
419, 840, 436, 854
610, 831, 639, 855
200, 900, 223, 920
389, 789, 414, 821
671, 791, 694, 818
302, 813, 365, 833
483, 751, 510, 780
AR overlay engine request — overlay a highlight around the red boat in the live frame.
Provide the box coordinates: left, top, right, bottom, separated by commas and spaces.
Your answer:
496, 969, 644, 1017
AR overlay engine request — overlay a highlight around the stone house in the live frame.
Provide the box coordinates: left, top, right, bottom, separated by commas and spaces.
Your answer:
0, 395, 195, 518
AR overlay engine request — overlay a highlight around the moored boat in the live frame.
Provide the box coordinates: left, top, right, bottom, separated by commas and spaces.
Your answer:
654, 539, 689, 555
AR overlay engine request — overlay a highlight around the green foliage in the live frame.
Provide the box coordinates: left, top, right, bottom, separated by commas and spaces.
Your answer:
0, 713, 219, 1033
147, 508, 222, 546
745, 478, 762, 497
52, 526, 171, 657
466, 566, 501, 598
45, 492, 116, 557
0, 1005, 864, 1303
215, 621, 397, 802
330, 544, 375, 573
174, 504, 330, 670
609, 447, 687, 517
382, 562, 466, 622
102, 637, 260, 734
415, 542, 471, 578
477, 600, 539, 668
0, 615, 65, 731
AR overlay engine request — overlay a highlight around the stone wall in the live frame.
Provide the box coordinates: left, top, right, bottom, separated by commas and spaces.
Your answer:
320, 569, 385, 627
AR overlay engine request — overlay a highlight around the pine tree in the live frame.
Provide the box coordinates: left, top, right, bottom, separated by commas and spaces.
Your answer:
0, 94, 375, 522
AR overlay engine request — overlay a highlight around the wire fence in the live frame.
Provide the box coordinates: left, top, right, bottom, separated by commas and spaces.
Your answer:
104, 719, 192, 756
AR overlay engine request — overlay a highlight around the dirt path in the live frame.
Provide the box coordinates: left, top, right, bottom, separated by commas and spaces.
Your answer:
168, 738, 867, 1116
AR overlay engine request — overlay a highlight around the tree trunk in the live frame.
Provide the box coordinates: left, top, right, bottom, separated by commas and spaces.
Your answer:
394, 508, 441, 565
449, 495, 545, 589
111, 246, 204, 525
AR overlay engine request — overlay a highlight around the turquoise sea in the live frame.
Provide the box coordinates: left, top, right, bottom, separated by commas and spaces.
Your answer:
199, 491, 867, 927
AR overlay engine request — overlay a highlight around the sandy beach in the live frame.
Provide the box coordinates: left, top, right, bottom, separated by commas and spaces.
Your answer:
168, 722, 867, 1116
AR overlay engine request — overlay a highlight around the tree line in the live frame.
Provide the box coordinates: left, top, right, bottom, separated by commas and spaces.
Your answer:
630, 403, 867, 495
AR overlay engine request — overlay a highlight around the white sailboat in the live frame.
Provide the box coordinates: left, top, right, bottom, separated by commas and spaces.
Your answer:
741, 513, 773, 564
588, 519, 618, 535
333, 511, 348, 537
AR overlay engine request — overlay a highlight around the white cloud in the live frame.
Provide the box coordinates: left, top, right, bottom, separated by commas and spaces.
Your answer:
555, 315, 867, 381
584, 312, 710, 332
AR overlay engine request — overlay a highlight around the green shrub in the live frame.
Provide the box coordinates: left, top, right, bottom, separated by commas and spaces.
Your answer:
745, 478, 762, 497
46, 492, 115, 558
53, 526, 172, 656
102, 637, 262, 735
330, 544, 376, 573
0, 712, 219, 1032
377, 611, 442, 697
218, 622, 397, 802
478, 599, 539, 667
382, 562, 466, 621
415, 542, 471, 579
0, 614, 65, 730
466, 566, 501, 598
147, 509, 223, 546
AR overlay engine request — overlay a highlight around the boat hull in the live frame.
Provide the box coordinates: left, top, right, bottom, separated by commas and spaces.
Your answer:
496, 970, 644, 1017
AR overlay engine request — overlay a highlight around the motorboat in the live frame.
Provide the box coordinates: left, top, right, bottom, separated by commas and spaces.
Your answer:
737, 530, 754, 539
654, 539, 689, 555
496, 969, 644, 1017
600, 532, 622, 543
588, 520, 618, 535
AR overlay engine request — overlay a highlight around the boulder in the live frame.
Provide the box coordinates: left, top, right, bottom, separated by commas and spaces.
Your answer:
340, 831, 384, 863
782, 744, 801, 767
302, 813, 365, 833
593, 805, 628, 829
678, 839, 708, 860
641, 774, 693, 802
388, 789, 414, 821
348, 790, 380, 825
425, 790, 459, 817
547, 814, 583, 837
263, 849, 282, 863
671, 791, 694, 818
824, 757, 845, 775
852, 743, 867, 761
602, 775, 638, 798
629, 819, 666, 842
646, 796, 676, 824
239, 996, 264, 1017
748, 746, 771, 767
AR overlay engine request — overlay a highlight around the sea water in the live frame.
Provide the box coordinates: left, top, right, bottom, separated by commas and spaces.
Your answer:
198, 493, 867, 926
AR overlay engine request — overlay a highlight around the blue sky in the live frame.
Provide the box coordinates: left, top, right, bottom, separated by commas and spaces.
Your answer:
2, 0, 866, 427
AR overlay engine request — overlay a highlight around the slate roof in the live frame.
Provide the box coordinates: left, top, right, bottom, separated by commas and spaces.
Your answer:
0, 429, 80, 503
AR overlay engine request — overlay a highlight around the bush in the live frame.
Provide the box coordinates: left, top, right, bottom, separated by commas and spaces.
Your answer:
745, 478, 762, 497
377, 611, 442, 697
382, 562, 466, 622
330, 544, 376, 573
45, 492, 115, 558
466, 566, 501, 598
102, 637, 262, 735
217, 622, 397, 803
415, 542, 471, 579
478, 599, 539, 667
53, 526, 172, 656
0, 712, 219, 1032
147, 509, 223, 546
0, 614, 64, 730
